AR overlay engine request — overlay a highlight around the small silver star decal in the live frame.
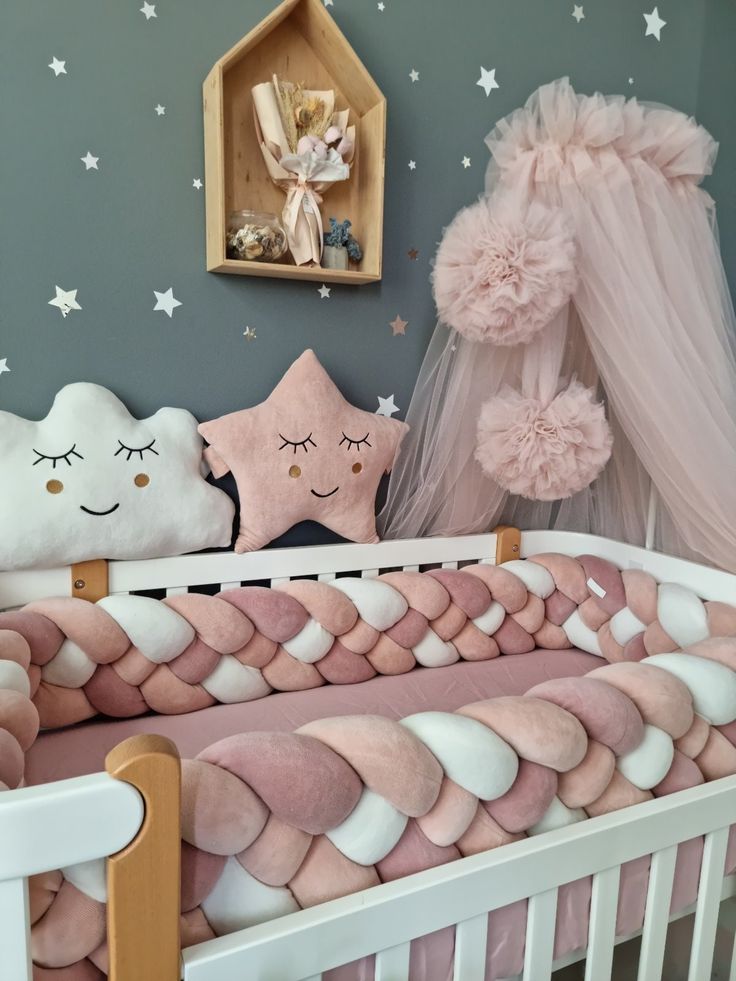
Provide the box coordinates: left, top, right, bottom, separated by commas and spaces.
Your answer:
376, 395, 399, 417
193, 178, 203, 189
153, 288, 182, 318
48, 286, 82, 318
409, 69, 419, 83
155, 104, 166, 116
572, 5, 585, 23
477, 66, 499, 96
408, 160, 416, 170
48, 57, 67, 77
140, 2, 157, 19
462, 156, 471, 168
318, 284, 331, 299
644, 6, 666, 40
243, 326, 257, 340
80, 151, 99, 171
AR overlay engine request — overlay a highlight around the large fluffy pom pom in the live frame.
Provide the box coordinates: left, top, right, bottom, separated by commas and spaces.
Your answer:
433, 199, 578, 345
475, 382, 613, 500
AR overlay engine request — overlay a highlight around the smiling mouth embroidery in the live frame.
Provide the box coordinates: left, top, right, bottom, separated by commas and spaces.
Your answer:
80, 503, 120, 516
310, 487, 339, 498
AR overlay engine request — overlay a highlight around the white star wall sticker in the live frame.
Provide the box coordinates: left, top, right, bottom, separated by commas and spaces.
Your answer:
153, 288, 182, 318
572, 5, 585, 22
48, 286, 82, 318
476, 66, 499, 96
462, 156, 471, 168
0, 359, 10, 376
80, 152, 99, 171
376, 395, 399, 417
409, 69, 419, 82
644, 6, 666, 39
48, 57, 67, 76
140, 2, 157, 19
193, 178, 203, 189
155, 104, 166, 116
318, 284, 331, 299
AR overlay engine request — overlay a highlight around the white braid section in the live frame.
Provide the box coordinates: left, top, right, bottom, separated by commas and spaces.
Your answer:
97, 594, 194, 663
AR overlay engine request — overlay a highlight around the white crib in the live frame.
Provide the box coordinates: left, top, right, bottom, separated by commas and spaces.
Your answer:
2, 529, 736, 981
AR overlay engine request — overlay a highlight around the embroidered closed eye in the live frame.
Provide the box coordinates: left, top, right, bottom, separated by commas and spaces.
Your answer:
114, 438, 159, 462
279, 433, 317, 454
339, 432, 371, 451
32, 444, 84, 469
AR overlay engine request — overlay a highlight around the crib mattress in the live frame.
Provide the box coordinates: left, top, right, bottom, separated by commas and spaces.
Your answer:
25, 648, 599, 786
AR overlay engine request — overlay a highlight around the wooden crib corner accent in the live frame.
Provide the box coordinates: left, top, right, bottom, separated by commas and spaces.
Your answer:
493, 525, 521, 565
70, 559, 109, 602
105, 735, 182, 981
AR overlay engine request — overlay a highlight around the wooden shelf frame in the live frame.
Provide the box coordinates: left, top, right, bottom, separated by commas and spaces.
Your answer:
203, 0, 386, 284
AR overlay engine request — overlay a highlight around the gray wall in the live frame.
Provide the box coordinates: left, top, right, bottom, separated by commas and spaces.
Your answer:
0, 0, 733, 543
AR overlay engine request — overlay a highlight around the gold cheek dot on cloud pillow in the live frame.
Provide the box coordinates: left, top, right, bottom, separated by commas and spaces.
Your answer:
0, 383, 235, 571
199, 350, 409, 552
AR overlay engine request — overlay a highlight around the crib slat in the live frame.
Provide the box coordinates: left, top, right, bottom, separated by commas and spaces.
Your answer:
453, 912, 488, 980
374, 940, 411, 980
522, 887, 558, 981
0, 877, 32, 981
318, 573, 336, 582
584, 865, 620, 981
165, 586, 188, 596
403, 564, 419, 573
637, 844, 677, 981
270, 577, 289, 586
441, 561, 458, 570
219, 581, 240, 592
361, 568, 379, 579
688, 826, 729, 981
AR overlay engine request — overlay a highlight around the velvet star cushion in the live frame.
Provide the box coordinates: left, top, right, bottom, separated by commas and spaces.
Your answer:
199, 351, 409, 552
0, 383, 235, 571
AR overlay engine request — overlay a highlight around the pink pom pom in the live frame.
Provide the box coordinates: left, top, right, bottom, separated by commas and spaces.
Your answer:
475, 381, 613, 500
433, 198, 578, 345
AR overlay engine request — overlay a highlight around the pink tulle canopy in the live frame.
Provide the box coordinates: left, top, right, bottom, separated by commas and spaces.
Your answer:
379, 78, 736, 573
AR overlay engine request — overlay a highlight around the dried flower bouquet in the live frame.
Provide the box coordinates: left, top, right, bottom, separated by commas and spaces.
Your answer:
252, 75, 356, 266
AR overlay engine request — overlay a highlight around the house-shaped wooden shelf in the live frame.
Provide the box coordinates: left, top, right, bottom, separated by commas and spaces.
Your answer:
203, 0, 386, 285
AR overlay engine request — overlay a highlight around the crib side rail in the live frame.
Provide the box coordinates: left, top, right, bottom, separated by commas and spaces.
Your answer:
181, 774, 736, 981
0, 532, 503, 608
0, 772, 143, 980
0, 735, 180, 981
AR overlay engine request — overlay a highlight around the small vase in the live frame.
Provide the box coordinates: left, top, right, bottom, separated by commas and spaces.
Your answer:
322, 245, 349, 270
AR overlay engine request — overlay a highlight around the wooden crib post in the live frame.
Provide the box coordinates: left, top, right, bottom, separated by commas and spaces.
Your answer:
493, 525, 521, 564
70, 559, 109, 601
105, 734, 181, 981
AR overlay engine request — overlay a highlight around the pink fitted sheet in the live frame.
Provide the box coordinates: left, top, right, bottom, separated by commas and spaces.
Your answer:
25, 648, 599, 786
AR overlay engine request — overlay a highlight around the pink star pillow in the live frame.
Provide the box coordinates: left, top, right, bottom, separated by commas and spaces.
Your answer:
199, 350, 409, 552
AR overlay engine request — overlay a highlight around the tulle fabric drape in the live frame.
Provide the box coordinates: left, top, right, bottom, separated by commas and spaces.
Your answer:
379, 78, 736, 572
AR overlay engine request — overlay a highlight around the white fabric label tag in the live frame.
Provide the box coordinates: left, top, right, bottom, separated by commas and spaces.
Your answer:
587, 577, 607, 598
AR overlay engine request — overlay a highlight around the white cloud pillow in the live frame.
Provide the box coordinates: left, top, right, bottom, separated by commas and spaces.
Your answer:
0, 383, 235, 570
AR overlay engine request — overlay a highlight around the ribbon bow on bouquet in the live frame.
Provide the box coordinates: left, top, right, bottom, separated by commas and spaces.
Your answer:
252, 76, 356, 266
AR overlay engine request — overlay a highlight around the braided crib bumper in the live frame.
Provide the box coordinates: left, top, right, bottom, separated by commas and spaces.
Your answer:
1, 552, 736, 976
24, 636, 736, 975
2, 553, 736, 756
